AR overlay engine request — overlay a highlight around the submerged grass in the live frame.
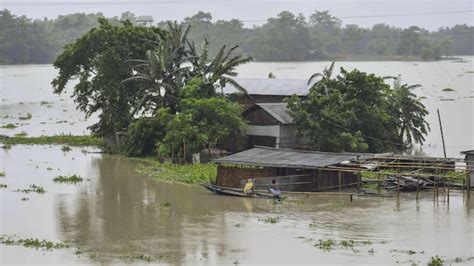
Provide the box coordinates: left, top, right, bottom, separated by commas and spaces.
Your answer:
53, 175, 83, 184
0, 134, 103, 146
259, 216, 280, 224
136, 162, 216, 184
1, 123, 17, 129
18, 113, 32, 120
0, 236, 69, 251
15, 184, 46, 194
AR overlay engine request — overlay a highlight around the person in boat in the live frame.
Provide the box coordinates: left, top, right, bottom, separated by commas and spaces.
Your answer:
269, 179, 282, 198
243, 179, 254, 195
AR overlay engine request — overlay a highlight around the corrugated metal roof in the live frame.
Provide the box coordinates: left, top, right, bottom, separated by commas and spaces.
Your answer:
256, 103, 294, 124
223, 78, 309, 96
215, 146, 381, 169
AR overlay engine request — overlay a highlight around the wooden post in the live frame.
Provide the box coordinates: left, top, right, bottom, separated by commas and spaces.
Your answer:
468, 173, 471, 199
416, 176, 420, 201
437, 109, 447, 158
357, 173, 361, 193
338, 171, 342, 192
436, 174, 440, 200
377, 173, 381, 195
447, 177, 450, 204
397, 175, 400, 199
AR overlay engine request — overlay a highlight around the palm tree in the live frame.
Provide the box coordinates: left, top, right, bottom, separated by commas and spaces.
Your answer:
387, 76, 430, 148
123, 22, 192, 118
307, 61, 335, 95
188, 39, 253, 97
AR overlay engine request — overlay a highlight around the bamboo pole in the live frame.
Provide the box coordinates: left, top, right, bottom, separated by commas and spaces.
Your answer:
437, 109, 447, 158
447, 177, 450, 204
416, 176, 420, 200
338, 171, 342, 192
397, 175, 400, 199
377, 173, 381, 195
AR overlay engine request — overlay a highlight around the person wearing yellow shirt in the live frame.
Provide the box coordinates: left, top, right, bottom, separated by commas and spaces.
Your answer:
243, 179, 254, 195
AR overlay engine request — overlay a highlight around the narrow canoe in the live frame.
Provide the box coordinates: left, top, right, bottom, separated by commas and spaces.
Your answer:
201, 183, 281, 199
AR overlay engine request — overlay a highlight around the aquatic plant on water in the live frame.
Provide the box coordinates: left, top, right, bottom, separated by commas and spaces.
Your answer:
0, 184, 7, 188
1, 123, 17, 129
315, 239, 336, 251
15, 184, 46, 194
0, 134, 103, 146
0, 171, 5, 177
61, 145, 72, 152
428, 255, 444, 266
136, 162, 217, 184
53, 175, 83, 184
0, 236, 69, 251
259, 216, 280, 224
19, 113, 32, 120
159, 201, 171, 207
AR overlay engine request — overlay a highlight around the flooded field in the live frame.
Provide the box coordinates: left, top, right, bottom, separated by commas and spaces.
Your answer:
0, 59, 473, 264
1, 145, 473, 265
1, 58, 473, 157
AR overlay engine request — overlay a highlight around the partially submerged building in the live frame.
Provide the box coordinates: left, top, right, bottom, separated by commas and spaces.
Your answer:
214, 146, 385, 191
223, 78, 309, 150
242, 103, 307, 149
224, 78, 308, 110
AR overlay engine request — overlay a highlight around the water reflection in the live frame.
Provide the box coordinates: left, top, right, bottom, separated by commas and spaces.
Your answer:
1, 146, 473, 265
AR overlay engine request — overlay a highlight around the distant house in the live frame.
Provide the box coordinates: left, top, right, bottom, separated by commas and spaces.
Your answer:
224, 78, 309, 110
222, 78, 310, 150
242, 103, 307, 149
137, 16, 154, 26
461, 150, 474, 187
214, 146, 385, 191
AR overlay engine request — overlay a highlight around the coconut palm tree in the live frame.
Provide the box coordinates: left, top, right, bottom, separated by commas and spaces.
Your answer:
307, 61, 335, 95
188, 39, 253, 97
123, 22, 192, 118
387, 76, 430, 148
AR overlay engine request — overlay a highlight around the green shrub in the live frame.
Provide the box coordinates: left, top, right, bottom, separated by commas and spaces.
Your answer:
122, 109, 171, 157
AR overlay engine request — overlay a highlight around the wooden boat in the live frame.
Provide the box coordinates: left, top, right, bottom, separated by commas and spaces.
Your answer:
201, 183, 281, 199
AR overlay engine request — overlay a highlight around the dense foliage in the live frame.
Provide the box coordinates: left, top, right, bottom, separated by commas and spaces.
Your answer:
2, 9, 473, 64
52, 17, 249, 156
286, 63, 429, 152
52, 18, 164, 141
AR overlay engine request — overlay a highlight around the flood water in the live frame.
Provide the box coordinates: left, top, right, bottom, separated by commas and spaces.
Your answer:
0, 59, 473, 264
1, 58, 473, 157
1, 145, 473, 265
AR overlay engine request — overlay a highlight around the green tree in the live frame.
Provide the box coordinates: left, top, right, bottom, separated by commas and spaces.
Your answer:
52, 18, 164, 142
286, 64, 400, 152
159, 96, 246, 157
122, 108, 172, 157
386, 76, 430, 148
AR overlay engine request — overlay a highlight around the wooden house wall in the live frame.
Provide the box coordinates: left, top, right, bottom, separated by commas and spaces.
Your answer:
216, 165, 273, 188
217, 165, 359, 191
244, 107, 280, 125
313, 170, 358, 191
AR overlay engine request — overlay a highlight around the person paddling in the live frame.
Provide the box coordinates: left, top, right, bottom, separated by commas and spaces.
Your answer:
244, 179, 254, 195
269, 179, 282, 198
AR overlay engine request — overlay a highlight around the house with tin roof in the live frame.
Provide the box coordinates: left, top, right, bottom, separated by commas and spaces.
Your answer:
242, 102, 307, 149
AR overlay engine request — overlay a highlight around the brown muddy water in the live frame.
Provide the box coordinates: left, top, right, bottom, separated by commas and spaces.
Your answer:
1, 58, 473, 157
1, 145, 473, 265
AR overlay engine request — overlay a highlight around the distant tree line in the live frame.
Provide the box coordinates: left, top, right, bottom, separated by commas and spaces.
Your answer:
1, 9, 473, 64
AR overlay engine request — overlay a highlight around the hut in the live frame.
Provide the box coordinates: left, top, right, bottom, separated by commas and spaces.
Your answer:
136, 15, 154, 26
242, 103, 306, 149
224, 78, 308, 110
214, 146, 383, 191
461, 150, 474, 187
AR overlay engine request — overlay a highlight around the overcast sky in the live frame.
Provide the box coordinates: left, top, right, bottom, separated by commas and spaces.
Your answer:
2, 0, 473, 30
